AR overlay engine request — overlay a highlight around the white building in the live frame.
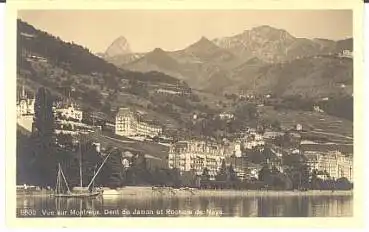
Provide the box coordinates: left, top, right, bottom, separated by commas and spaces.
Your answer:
16, 86, 35, 132
115, 107, 162, 137
338, 50, 353, 58
243, 131, 265, 149
168, 140, 225, 179
54, 102, 83, 122
16, 85, 35, 117
234, 143, 242, 157
313, 105, 324, 113
156, 88, 182, 95
304, 150, 353, 182
219, 112, 234, 120
263, 131, 285, 139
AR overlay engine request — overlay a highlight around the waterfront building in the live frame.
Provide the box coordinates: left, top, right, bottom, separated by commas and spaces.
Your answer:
115, 107, 162, 138
304, 150, 353, 182
168, 140, 226, 179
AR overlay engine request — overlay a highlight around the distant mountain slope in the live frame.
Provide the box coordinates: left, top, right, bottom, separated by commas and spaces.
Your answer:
213, 25, 352, 63
90, 23, 354, 101
104, 53, 145, 66
122, 37, 243, 89
116, 26, 352, 95
335, 38, 353, 52
129, 48, 180, 72
226, 55, 353, 99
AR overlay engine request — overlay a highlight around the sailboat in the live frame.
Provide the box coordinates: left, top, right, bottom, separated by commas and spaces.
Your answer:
53, 141, 112, 198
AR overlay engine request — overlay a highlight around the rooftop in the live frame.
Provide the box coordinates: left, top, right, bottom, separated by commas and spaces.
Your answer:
116, 107, 132, 116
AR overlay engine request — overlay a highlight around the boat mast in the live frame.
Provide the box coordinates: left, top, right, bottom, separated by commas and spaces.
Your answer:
60, 165, 71, 193
56, 163, 61, 193
86, 151, 113, 189
79, 134, 83, 188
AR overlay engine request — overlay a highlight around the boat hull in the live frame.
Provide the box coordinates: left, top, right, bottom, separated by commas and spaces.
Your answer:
52, 191, 101, 198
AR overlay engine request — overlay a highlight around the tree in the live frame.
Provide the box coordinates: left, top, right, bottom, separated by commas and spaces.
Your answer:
57, 133, 74, 149
180, 169, 197, 187
84, 89, 102, 108
271, 120, 281, 131
100, 148, 123, 188
258, 165, 271, 183
81, 142, 102, 186
310, 169, 319, 190
125, 153, 152, 185
31, 87, 56, 187
228, 164, 238, 182
201, 168, 210, 182
16, 130, 34, 185
262, 147, 274, 161
170, 168, 182, 188
101, 101, 111, 114
335, 177, 353, 190
152, 167, 167, 186
216, 159, 227, 181
234, 103, 258, 121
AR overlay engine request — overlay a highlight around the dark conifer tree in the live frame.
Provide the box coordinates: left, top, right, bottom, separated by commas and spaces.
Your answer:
31, 87, 56, 187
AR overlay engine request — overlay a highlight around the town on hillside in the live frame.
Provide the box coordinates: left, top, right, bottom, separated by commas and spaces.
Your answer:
17, 84, 353, 191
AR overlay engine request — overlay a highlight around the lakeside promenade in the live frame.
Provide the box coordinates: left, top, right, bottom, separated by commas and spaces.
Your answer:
17, 186, 353, 198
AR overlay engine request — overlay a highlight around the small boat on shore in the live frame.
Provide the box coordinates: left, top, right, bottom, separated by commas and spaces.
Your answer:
53, 139, 113, 199
52, 163, 104, 198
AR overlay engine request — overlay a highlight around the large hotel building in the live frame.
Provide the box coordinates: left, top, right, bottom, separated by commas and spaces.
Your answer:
304, 149, 353, 182
115, 107, 162, 138
168, 140, 226, 179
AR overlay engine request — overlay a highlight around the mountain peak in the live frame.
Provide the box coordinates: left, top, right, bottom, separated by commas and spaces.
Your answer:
152, 47, 165, 53
105, 36, 132, 57
249, 25, 293, 38
199, 36, 210, 41
146, 47, 172, 60
251, 25, 280, 32
196, 36, 214, 45
186, 36, 219, 51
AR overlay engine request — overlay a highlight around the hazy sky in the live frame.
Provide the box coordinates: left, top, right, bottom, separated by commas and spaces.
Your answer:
18, 10, 352, 53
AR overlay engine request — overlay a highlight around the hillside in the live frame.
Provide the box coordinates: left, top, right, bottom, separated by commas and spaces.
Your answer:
122, 37, 243, 89
227, 55, 353, 99
17, 19, 219, 130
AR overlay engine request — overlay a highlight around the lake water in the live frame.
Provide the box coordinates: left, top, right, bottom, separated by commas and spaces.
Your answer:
17, 194, 353, 217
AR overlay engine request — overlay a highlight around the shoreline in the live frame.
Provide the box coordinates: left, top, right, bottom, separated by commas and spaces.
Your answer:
17, 187, 353, 198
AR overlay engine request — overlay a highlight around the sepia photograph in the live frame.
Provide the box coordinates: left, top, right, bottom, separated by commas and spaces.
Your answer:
6, 0, 363, 225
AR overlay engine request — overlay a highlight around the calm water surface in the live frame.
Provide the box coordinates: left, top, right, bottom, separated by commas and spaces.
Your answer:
17, 195, 353, 217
